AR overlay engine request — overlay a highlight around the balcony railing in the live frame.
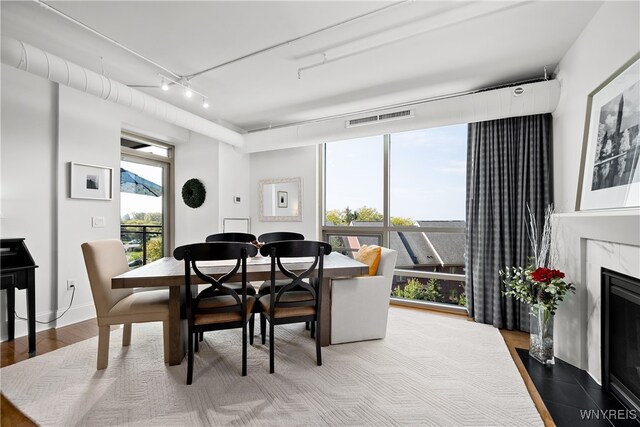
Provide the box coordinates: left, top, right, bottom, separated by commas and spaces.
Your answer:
120, 224, 163, 267
323, 229, 467, 313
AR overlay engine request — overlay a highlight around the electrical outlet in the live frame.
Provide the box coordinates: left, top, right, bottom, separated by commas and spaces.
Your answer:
66, 279, 76, 290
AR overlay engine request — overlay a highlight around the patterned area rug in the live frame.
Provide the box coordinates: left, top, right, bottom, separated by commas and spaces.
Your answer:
1, 308, 542, 426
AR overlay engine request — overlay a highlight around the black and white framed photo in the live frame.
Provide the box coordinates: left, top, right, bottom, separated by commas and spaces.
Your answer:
277, 191, 288, 208
70, 162, 113, 200
577, 54, 640, 211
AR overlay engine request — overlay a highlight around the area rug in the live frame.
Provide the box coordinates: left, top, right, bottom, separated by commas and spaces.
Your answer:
0, 308, 542, 426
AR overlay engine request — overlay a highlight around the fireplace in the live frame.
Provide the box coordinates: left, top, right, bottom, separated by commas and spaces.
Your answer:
602, 268, 640, 412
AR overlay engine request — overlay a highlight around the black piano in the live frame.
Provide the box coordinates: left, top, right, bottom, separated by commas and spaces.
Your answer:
1, 238, 38, 356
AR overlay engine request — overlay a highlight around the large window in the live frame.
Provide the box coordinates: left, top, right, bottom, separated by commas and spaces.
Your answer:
323, 124, 468, 310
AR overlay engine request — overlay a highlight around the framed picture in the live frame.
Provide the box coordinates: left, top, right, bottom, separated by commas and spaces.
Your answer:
70, 162, 113, 200
577, 54, 640, 211
277, 191, 288, 208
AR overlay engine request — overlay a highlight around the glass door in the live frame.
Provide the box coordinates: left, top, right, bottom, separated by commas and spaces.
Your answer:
120, 135, 172, 268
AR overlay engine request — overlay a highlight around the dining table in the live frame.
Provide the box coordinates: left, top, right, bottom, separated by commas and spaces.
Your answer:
112, 252, 369, 366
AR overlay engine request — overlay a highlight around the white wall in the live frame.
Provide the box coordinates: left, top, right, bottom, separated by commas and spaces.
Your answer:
1, 66, 224, 338
551, 1, 640, 377
175, 132, 220, 246
1, 65, 57, 336
218, 143, 251, 232
250, 146, 318, 240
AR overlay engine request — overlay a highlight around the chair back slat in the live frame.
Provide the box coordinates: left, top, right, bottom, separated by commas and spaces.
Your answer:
258, 232, 304, 243
205, 232, 256, 243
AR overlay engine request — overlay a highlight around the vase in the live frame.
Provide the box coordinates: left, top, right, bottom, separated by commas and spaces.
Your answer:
529, 305, 554, 365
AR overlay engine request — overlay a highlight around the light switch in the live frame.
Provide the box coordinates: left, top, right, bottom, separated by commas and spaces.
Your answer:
92, 216, 106, 228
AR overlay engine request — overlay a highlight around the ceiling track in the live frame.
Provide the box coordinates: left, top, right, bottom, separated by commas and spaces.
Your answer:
247, 76, 548, 133
34, 0, 409, 83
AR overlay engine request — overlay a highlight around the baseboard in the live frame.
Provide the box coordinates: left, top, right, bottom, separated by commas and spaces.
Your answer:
0, 303, 96, 341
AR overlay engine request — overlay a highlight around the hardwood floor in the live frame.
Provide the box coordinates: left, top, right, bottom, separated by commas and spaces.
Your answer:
1, 309, 554, 427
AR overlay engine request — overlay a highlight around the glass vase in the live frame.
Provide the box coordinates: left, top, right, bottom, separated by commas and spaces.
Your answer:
529, 305, 554, 365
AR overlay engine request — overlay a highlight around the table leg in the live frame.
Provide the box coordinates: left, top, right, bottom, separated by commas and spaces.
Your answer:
26, 269, 36, 356
168, 286, 185, 365
6, 285, 15, 341
320, 277, 332, 346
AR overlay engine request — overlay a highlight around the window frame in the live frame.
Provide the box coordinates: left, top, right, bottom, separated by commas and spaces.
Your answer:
320, 130, 467, 313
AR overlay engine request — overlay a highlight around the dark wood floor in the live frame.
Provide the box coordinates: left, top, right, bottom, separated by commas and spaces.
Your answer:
1, 309, 553, 427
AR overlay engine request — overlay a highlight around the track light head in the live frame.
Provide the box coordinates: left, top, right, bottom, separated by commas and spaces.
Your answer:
161, 78, 169, 91
202, 98, 209, 108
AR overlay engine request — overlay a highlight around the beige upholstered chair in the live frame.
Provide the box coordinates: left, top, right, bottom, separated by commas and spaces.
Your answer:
331, 247, 398, 344
81, 239, 169, 369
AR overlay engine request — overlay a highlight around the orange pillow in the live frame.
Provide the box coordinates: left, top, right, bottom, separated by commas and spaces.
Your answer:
355, 245, 382, 276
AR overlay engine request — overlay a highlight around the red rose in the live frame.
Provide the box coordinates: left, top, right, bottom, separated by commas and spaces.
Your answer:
531, 267, 565, 283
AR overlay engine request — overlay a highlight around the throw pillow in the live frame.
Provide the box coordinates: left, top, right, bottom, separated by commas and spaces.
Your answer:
355, 245, 382, 276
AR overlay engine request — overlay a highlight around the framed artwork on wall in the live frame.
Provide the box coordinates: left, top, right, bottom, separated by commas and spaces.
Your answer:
577, 53, 640, 211
70, 162, 113, 200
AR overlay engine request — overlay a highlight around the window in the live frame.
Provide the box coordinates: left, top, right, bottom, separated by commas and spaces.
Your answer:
120, 135, 173, 268
323, 124, 467, 310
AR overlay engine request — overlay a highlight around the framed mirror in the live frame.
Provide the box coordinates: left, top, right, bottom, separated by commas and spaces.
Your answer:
258, 177, 303, 222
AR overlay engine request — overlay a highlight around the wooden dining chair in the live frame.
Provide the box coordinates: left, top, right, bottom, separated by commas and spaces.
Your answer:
258, 240, 331, 374
256, 232, 304, 296
81, 239, 169, 370
173, 241, 258, 385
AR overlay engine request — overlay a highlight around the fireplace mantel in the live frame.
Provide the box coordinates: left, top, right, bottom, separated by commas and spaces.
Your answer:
553, 210, 640, 384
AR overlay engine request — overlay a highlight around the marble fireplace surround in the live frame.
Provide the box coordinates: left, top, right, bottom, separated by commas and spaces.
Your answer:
554, 210, 640, 384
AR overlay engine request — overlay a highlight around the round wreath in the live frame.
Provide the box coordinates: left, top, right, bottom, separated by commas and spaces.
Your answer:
181, 178, 206, 208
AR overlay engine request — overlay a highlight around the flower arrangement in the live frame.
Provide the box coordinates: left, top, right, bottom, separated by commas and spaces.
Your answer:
500, 204, 575, 364
502, 265, 575, 314
501, 204, 575, 313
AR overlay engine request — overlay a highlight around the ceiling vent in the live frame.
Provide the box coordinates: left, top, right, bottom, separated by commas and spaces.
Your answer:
346, 109, 414, 128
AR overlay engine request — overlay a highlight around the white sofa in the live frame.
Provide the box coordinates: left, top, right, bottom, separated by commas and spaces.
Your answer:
331, 247, 398, 344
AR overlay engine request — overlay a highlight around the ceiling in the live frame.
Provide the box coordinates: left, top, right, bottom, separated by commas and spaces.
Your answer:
1, 1, 602, 133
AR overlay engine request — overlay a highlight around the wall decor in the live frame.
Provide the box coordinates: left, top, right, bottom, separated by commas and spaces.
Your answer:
577, 53, 640, 211
70, 162, 113, 200
182, 178, 206, 208
259, 177, 302, 222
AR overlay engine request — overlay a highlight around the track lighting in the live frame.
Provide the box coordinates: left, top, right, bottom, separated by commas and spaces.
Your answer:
158, 74, 209, 108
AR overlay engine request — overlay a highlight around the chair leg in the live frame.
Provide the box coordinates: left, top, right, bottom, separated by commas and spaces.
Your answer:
187, 331, 194, 385
260, 314, 266, 345
269, 320, 275, 374
242, 322, 247, 376
122, 323, 132, 346
97, 325, 110, 370
249, 314, 255, 346
195, 332, 199, 353
162, 320, 170, 363
199, 332, 203, 342
310, 321, 315, 339
315, 320, 322, 366
305, 322, 310, 330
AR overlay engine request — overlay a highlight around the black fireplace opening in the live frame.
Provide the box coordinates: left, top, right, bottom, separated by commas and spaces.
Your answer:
602, 267, 640, 413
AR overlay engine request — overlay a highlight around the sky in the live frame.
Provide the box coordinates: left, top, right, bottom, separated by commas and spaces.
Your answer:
325, 124, 467, 221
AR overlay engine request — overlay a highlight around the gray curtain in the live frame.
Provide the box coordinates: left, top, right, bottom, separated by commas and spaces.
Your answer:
465, 113, 552, 331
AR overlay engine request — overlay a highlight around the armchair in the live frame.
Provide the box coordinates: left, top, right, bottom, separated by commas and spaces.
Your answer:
330, 247, 398, 344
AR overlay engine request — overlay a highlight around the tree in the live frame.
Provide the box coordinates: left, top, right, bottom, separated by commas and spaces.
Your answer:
325, 209, 346, 225
391, 216, 414, 226
146, 237, 163, 263
391, 278, 426, 300
354, 206, 382, 222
